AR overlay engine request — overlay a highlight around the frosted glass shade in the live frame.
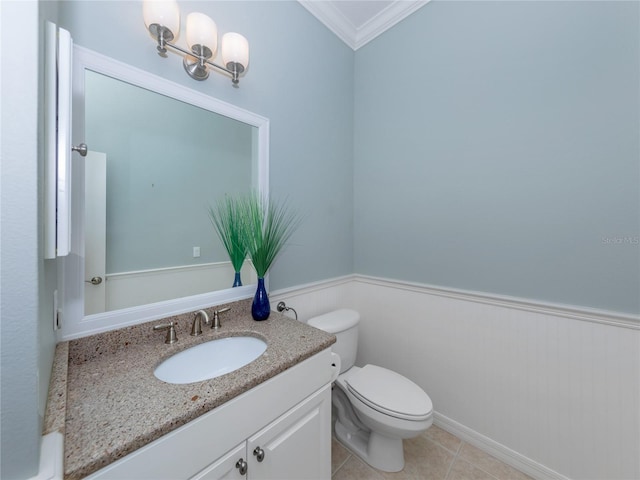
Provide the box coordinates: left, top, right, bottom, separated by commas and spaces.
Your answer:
186, 12, 218, 55
222, 33, 249, 69
143, 0, 180, 37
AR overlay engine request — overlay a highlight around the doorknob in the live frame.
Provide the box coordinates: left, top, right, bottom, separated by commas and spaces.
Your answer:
85, 276, 103, 285
72, 143, 88, 157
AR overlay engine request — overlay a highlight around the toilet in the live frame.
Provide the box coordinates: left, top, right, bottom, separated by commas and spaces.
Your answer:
308, 309, 433, 472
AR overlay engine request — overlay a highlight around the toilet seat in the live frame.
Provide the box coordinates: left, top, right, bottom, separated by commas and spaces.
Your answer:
345, 365, 433, 421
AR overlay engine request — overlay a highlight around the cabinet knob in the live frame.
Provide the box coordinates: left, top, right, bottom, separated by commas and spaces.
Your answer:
235, 458, 247, 475
253, 446, 265, 462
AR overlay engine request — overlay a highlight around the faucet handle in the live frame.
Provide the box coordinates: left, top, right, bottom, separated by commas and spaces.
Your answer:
212, 307, 230, 329
153, 322, 178, 344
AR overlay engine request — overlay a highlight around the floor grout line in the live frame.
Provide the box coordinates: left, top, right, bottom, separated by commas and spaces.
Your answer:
443, 439, 463, 480
331, 452, 352, 478
445, 440, 504, 480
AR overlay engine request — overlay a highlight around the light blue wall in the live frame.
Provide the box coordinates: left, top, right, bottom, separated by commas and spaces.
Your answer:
59, 0, 355, 290
354, 1, 640, 314
1, 1, 59, 477
37, 0, 61, 466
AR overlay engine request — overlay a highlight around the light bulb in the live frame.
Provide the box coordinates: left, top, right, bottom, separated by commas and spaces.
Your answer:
186, 12, 218, 58
222, 32, 249, 71
143, 0, 180, 39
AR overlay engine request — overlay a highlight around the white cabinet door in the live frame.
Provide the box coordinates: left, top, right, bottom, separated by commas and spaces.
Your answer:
247, 385, 331, 480
190, 443, 246, 480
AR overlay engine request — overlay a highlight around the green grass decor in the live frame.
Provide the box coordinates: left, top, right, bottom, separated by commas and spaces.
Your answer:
242, 193, 300, 278
208, 196, 248, 274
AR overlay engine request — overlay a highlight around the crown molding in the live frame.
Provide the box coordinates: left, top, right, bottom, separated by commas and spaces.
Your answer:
298, 1, 357, 49
356, 1, 430, 49
298, 1, 431, 50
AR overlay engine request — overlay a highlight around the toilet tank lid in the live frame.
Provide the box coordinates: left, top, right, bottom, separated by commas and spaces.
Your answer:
307, 309, 360, 333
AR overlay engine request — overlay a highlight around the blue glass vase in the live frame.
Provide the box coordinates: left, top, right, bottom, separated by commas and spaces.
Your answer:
232, 271, 242, 287
252, 277, 270, 321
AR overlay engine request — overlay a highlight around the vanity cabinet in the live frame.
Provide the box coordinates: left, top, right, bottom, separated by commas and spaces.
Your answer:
192, 384, 331, 480
86, 349, 333, 480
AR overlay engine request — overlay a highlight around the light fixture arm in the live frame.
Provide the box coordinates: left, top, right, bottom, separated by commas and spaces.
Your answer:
149, 23, 243, 86
149, 24, 172, 57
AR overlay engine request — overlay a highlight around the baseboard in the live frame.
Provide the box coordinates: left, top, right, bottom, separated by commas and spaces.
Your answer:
434, 413, 570, 480
29, 432, 64, 480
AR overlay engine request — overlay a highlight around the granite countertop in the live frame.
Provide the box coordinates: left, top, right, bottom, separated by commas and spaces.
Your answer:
43, 298, 335, 480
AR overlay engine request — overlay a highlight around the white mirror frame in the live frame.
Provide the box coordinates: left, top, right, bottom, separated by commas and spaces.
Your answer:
59, 46, 269, 341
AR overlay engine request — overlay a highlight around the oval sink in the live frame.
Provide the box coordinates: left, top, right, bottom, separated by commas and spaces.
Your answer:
154, 336, 267, 384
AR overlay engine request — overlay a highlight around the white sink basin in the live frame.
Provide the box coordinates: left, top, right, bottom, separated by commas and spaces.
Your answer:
154, 336, 267, 384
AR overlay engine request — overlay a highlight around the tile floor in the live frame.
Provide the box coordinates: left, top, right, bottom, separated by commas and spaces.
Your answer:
331, 425, 533, 480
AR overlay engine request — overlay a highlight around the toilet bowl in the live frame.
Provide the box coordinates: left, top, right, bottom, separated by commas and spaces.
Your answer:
308, 310, 433, 472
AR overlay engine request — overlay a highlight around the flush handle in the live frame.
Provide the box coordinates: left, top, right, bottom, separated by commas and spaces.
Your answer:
235, 458, 248, 475
253, 446, 265, 462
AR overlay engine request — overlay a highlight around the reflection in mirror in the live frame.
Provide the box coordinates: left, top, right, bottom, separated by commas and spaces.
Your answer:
83, 71, 257, 315
62, 46, 269, 340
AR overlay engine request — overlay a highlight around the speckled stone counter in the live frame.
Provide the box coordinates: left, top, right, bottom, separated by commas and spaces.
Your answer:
45, 298, 335, 480
44, 341, 69, 436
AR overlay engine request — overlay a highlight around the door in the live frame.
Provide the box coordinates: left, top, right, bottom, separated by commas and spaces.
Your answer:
247, 386, 331, 480
84, 151, 107, 315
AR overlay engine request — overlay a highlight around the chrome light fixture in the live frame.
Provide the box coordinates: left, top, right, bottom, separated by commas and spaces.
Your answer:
143, 0, 249, 87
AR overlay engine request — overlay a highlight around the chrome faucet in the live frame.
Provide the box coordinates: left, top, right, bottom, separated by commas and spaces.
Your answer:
191, 310, 210, 336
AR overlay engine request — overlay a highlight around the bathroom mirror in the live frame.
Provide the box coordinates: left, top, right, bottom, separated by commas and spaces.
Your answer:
61, 46, 269, 339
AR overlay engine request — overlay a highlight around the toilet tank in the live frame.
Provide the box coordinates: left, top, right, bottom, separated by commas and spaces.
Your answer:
307, 309, 359, 373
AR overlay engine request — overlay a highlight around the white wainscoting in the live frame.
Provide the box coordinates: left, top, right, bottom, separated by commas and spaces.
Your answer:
270, 275, 356, 321
271, 275, 640, 480
105, 262, 257, 312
